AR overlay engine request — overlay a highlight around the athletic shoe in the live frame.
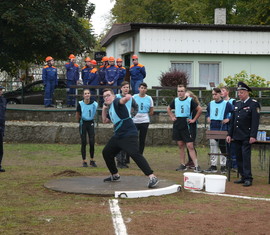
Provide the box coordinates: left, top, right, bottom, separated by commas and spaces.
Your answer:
0, 167, 5, 172
148, 177, 159, 188
220, 166, 227, 174
176, 164, 187, 171
185, 161, 195, 169
204, 165, 218, 173
90, 160, 97, 167
82, 162, 88, 167
103, 175, 121, 182
194, 166, 203, 173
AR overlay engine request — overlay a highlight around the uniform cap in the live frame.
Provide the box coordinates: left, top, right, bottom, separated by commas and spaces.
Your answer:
102, 56, 109, 62
108, 56, 115, 62
0, 85, 4, 89
237, 82, 252, 92
45, 56, 53, 62
116, 58, 123, 62
91, 60, 97, 65
69, 54, 76, 59
84, 57, 91, 62
132, 55, 138, 59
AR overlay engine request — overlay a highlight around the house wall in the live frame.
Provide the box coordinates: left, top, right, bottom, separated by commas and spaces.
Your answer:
105, 30, 270, 88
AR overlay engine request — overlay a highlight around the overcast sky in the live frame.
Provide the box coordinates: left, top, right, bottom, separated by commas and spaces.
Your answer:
90, 0, 115, 35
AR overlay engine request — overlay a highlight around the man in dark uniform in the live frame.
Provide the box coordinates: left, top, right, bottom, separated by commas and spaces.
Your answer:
0, 85, 7, 172
226, 82, 260, 187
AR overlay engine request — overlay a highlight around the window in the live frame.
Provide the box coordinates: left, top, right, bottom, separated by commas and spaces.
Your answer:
171, 62, 192, 86
199, 63, 220, 88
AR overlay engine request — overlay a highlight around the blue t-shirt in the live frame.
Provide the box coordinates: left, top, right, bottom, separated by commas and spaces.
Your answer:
108, 98, 138, 138
206, 99, 233, 130
78, 100, 98, 121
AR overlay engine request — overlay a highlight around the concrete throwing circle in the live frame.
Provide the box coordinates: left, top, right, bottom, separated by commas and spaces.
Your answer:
44, 176, 177, 196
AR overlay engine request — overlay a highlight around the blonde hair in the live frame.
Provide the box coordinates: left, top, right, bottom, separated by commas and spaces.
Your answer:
186, 90, 200, 105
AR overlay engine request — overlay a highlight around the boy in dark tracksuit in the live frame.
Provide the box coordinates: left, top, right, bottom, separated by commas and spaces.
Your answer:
0, 85, 6, 172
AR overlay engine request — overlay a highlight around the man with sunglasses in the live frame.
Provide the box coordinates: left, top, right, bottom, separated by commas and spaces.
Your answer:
102, 88, 159, 188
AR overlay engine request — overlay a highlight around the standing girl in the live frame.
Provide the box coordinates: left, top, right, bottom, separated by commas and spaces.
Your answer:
76, 89, 98, 167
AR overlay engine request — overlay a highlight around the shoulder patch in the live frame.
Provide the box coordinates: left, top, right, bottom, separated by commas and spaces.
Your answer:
43, 65, 49, 68
130, 65, 134, 68
236, 100, 241, 102
252, 99, 258, 102
74, 64, 79, 67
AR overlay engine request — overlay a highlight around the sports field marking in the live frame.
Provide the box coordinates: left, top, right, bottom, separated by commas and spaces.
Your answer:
191, 191, 270, 201
115, 184, 182, 198
109, 199, 128, 235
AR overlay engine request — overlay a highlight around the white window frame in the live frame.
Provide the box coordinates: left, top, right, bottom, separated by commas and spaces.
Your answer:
198, 62, 221, 89
171, 61, 193, 86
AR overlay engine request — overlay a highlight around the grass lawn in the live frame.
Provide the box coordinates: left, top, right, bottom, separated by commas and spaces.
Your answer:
0, 143, 270, 234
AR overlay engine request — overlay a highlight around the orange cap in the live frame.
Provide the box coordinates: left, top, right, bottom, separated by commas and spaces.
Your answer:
69, 54, 76, 59
91, 60, 97, 65
102, 56, 109, 62
108, 56, 115, 62
116, 58, 123, 62
85, 57, 91, 62
45, 56, 53, 62
132, 55, 138, 59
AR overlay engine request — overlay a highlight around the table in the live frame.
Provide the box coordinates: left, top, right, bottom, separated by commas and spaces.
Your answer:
254, 141, 270, 184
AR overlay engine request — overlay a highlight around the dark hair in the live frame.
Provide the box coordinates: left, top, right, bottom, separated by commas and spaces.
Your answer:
83, 89, 91, 94
139, 82, 147, 88
213, 87, 221, 93
121, 81, 129, 88
103, 88, 114, 95
177, 85, 187, 91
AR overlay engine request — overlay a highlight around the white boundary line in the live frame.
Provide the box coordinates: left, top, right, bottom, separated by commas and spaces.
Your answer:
191, 190, 270, 201
109, 199, 128, 235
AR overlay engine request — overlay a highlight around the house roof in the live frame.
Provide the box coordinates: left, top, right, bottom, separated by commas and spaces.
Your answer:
101, 22, 270, 47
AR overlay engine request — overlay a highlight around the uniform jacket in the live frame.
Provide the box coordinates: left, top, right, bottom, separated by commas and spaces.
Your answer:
81, 66, 92, 84
228, 98, 260, 140
42, 65, 58, 85
130, 63, 146, 81
88, 68, 99, 85
118, 66, 126, 81
65, 62, 79, 81
105, 65, 119, 83
98, 65, 107, 84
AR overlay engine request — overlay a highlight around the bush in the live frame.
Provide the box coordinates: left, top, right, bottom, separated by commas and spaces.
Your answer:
159, 69, 188, 87
222, 70, 269, 88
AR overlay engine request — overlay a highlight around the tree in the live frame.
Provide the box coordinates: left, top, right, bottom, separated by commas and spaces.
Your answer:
111, 0, 270, 25
0, 0, 96, 75
111, 0, 177, 23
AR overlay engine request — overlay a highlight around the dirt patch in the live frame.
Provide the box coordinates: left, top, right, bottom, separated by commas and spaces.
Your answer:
52, 170, 82, 177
